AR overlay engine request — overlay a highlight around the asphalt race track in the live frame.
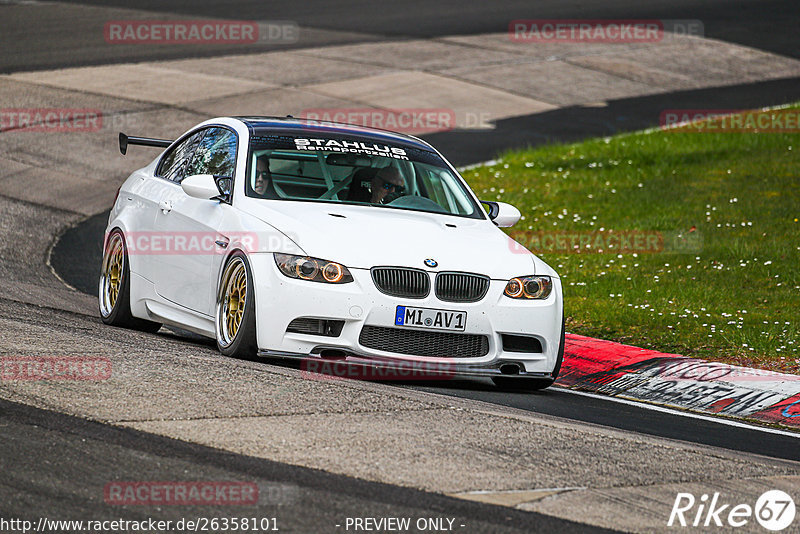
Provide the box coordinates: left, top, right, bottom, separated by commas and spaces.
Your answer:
3, 1, 800, 532
1, 0, 798, 72
52, 206, 800, 462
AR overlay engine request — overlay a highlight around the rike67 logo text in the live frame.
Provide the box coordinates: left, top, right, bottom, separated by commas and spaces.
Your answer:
669, 490, 795, 531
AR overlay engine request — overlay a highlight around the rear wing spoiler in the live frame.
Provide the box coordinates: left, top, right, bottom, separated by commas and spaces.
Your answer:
119, 132, 173, 155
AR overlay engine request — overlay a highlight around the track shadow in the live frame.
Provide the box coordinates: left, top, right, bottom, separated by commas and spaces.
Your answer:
427, 76, 800, 164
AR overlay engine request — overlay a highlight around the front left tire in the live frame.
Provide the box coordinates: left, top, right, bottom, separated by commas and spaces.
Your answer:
99, 229, 162, 333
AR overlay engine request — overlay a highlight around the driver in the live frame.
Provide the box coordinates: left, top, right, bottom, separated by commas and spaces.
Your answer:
370, 167, 404, 204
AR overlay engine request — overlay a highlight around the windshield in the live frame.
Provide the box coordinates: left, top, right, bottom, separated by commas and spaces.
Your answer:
244, 134, 483, 218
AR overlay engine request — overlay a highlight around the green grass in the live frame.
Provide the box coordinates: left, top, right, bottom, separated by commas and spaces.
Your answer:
466, 106, 800, 373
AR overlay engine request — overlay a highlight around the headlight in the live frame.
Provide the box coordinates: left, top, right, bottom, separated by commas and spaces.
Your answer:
504, 275, 552, 299
274, 253, 353, 284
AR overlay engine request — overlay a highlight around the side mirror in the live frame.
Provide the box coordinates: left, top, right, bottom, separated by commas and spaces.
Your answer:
182, 174, 221, 200
481, 201, 521, 227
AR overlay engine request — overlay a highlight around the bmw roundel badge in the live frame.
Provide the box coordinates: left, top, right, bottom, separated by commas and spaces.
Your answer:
424, 258, 438, 268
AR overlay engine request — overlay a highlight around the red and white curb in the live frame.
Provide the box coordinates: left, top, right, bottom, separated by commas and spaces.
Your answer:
559, 334, 800, 430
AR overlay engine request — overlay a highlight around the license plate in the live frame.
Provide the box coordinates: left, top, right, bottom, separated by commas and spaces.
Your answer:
395, 306, 466, 332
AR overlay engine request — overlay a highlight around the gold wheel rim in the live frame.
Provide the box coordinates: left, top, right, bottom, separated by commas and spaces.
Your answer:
100, 233, 124, 317
217, 258, 247, 347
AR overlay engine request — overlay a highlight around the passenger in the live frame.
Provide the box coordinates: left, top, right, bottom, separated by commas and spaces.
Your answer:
253, 156, 277, 198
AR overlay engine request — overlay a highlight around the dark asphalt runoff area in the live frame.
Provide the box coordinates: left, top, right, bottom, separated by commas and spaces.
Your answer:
0, 398, 612, 533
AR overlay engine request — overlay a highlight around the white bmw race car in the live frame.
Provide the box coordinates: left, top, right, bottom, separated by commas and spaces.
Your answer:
100, 116, 564, 390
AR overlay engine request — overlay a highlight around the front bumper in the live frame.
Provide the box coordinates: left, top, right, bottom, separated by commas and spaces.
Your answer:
257, 349, 556, 381
249, 254, 563, 377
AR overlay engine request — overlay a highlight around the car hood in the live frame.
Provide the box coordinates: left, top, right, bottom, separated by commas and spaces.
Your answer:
240, 200, 554, 279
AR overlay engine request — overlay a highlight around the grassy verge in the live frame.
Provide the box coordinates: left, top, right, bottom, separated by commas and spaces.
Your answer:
466, 106, 800, 373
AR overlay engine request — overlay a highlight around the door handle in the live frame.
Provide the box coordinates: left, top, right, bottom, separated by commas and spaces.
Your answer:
159, 199, 173, 213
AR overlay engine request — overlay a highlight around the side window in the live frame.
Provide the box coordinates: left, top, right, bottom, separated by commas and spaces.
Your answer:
185, 127, 237, 179
419, 168, 449, 208
156, 130, 206, 183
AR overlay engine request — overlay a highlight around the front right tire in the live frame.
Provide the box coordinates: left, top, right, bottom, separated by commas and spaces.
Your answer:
215, 251, 258, 359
